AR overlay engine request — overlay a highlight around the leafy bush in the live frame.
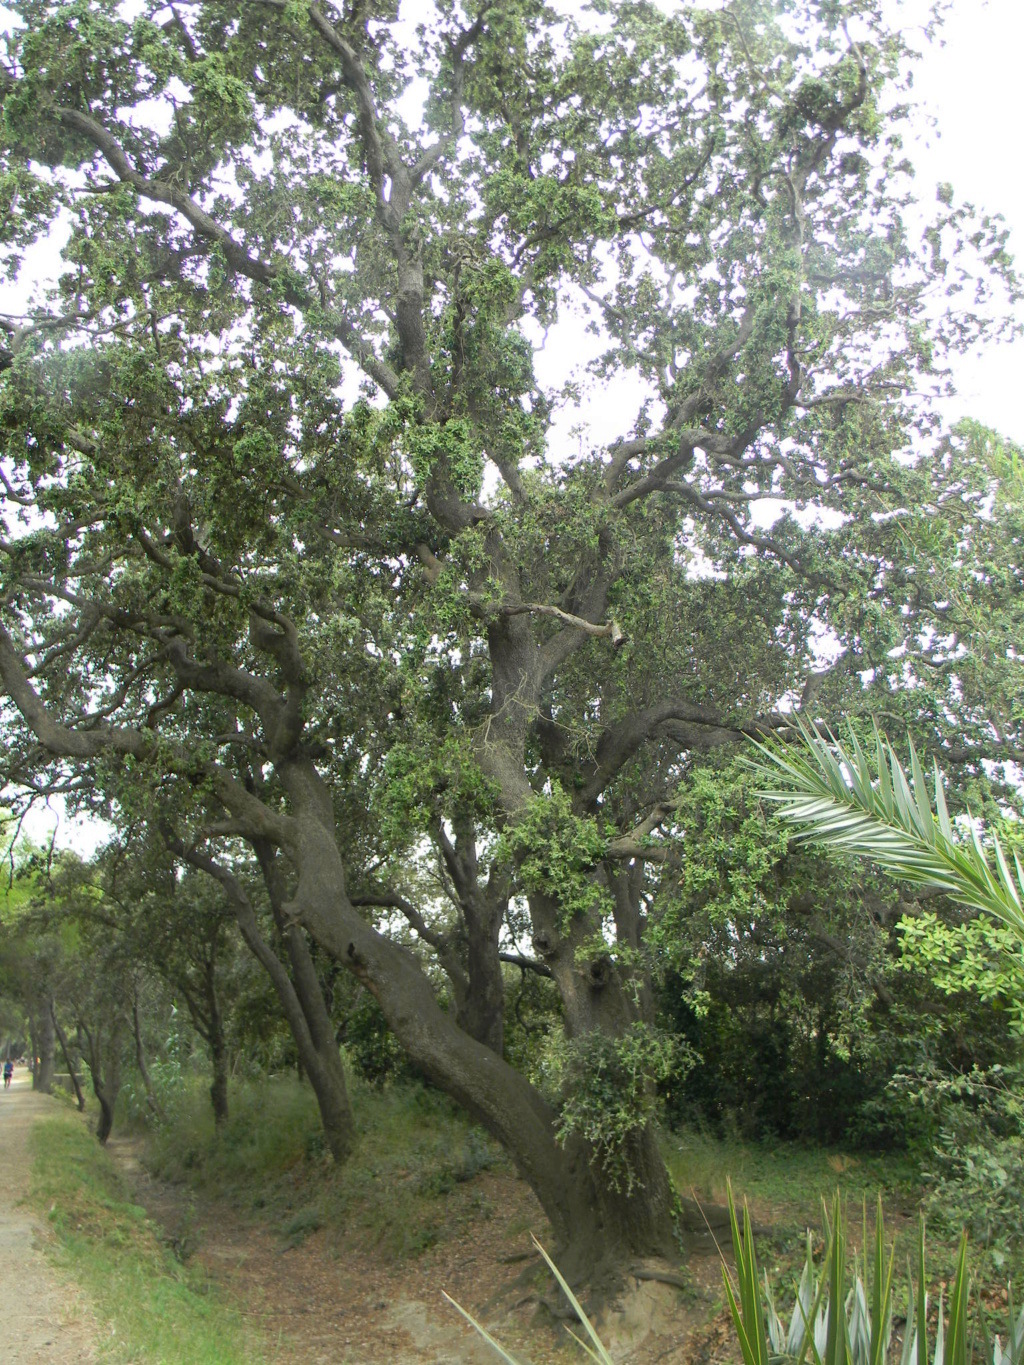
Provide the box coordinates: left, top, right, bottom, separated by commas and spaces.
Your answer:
548, 1023, 684, 1193
339, 990, 415, 1085
910, 1064, 1024, 1266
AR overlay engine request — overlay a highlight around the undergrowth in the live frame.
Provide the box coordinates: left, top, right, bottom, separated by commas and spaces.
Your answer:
143, 1075, 507, 1258
666, 1124, 1024, 1298
29, 1111, 267, 1364
666, 1125, 918, 1215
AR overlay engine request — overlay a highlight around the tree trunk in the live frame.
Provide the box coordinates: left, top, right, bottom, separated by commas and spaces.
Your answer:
32, 1000, 55, 1093
51, 1003, 86, 1112
283, 819, 679, 1287
456, 908, 506, 1056
79, 1022, 123, 1145
279, 922, 355, 1161
95, 1086, 116, 1144
132, 996, 165, 1122
234, 893, 355, 1162
206, 965, 230, 1128
176, 837, 357, 1163
435, 819, 509, 1056
210, 1048, 229, 1128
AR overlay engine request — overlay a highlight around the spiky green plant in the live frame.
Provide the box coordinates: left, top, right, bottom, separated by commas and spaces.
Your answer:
725, 1186, 969, 1365
744, 716, 1024, 939
986, 1286, 1024, 1365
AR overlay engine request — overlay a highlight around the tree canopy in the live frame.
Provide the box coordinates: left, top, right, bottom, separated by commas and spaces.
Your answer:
1, 0, 1021, 1289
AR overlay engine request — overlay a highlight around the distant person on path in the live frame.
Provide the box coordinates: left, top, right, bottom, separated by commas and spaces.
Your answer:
3, 1061, 13, 1089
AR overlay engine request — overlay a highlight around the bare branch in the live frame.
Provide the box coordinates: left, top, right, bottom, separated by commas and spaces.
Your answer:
411, 7, 493, 184
500, 602, 625, 646
498, 951, 552, 979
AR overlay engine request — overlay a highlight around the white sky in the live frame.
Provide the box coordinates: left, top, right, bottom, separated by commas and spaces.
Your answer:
899, 0, 1024, 441
3, 0, 1023, 854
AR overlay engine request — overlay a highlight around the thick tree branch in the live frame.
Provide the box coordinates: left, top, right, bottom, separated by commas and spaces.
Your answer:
0, 623, 293, 845
577, 700, 792, 809
498, 952, 553, 979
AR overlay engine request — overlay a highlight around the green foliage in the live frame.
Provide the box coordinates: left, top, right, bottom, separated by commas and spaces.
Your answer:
550, 1023, 685, 1193
894, 1063, 1024, 1269
749, 717, 1024, 1264
119, 1055, 189, 1127
496, 786, 610, 926
897, 913, 1024, 1033
379, 730, 498, 848
659, 758, 792, 937
339, 990, 413, 1086
661, 980, 893, 1147
654, 757, 900, 1146
407, 418, 484, 502
2, 0, 1023, 1251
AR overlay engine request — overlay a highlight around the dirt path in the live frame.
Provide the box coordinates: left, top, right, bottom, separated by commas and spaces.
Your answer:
105, 1136, 735, 1365
0, 1070, 101, 1364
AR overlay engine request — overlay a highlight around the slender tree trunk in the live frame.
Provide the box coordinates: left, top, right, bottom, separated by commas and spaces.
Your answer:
95, 1087, 116, 1143
79, 1022, 123, 1145
51, 1003, 86, 1112
175, 838, 357, 1163
234, 896, 355, 1162
32, 1000, 55, 1093
279, 922, 354, 1158
205, 965, 230, 1128
255, 840, 355, 1161
132, 997, 165, 1122
434, 819, 509, 1056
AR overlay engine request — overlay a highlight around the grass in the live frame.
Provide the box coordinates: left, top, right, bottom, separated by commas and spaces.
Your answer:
28, 1110, 270, 1365
665, 1123, 1016, 1326
144, 1074, 507, 1259
666, 1125, 919, 1218
141, 1076, 938, 1277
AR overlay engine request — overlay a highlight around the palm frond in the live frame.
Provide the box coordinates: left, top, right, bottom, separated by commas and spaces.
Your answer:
744, 716, 1024, 943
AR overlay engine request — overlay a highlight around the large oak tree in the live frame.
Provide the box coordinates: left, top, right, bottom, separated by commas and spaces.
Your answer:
1, 0, 1020, 1289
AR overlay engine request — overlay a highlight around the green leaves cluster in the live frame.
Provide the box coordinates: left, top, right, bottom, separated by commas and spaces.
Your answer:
496, 786, 610, 925
898, 913, 1024, 1031
549, 1022, 685, 1194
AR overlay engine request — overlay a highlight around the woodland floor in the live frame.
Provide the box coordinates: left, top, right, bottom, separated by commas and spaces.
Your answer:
2, 1076, 782, 1364
104, 1129, 744, 1365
